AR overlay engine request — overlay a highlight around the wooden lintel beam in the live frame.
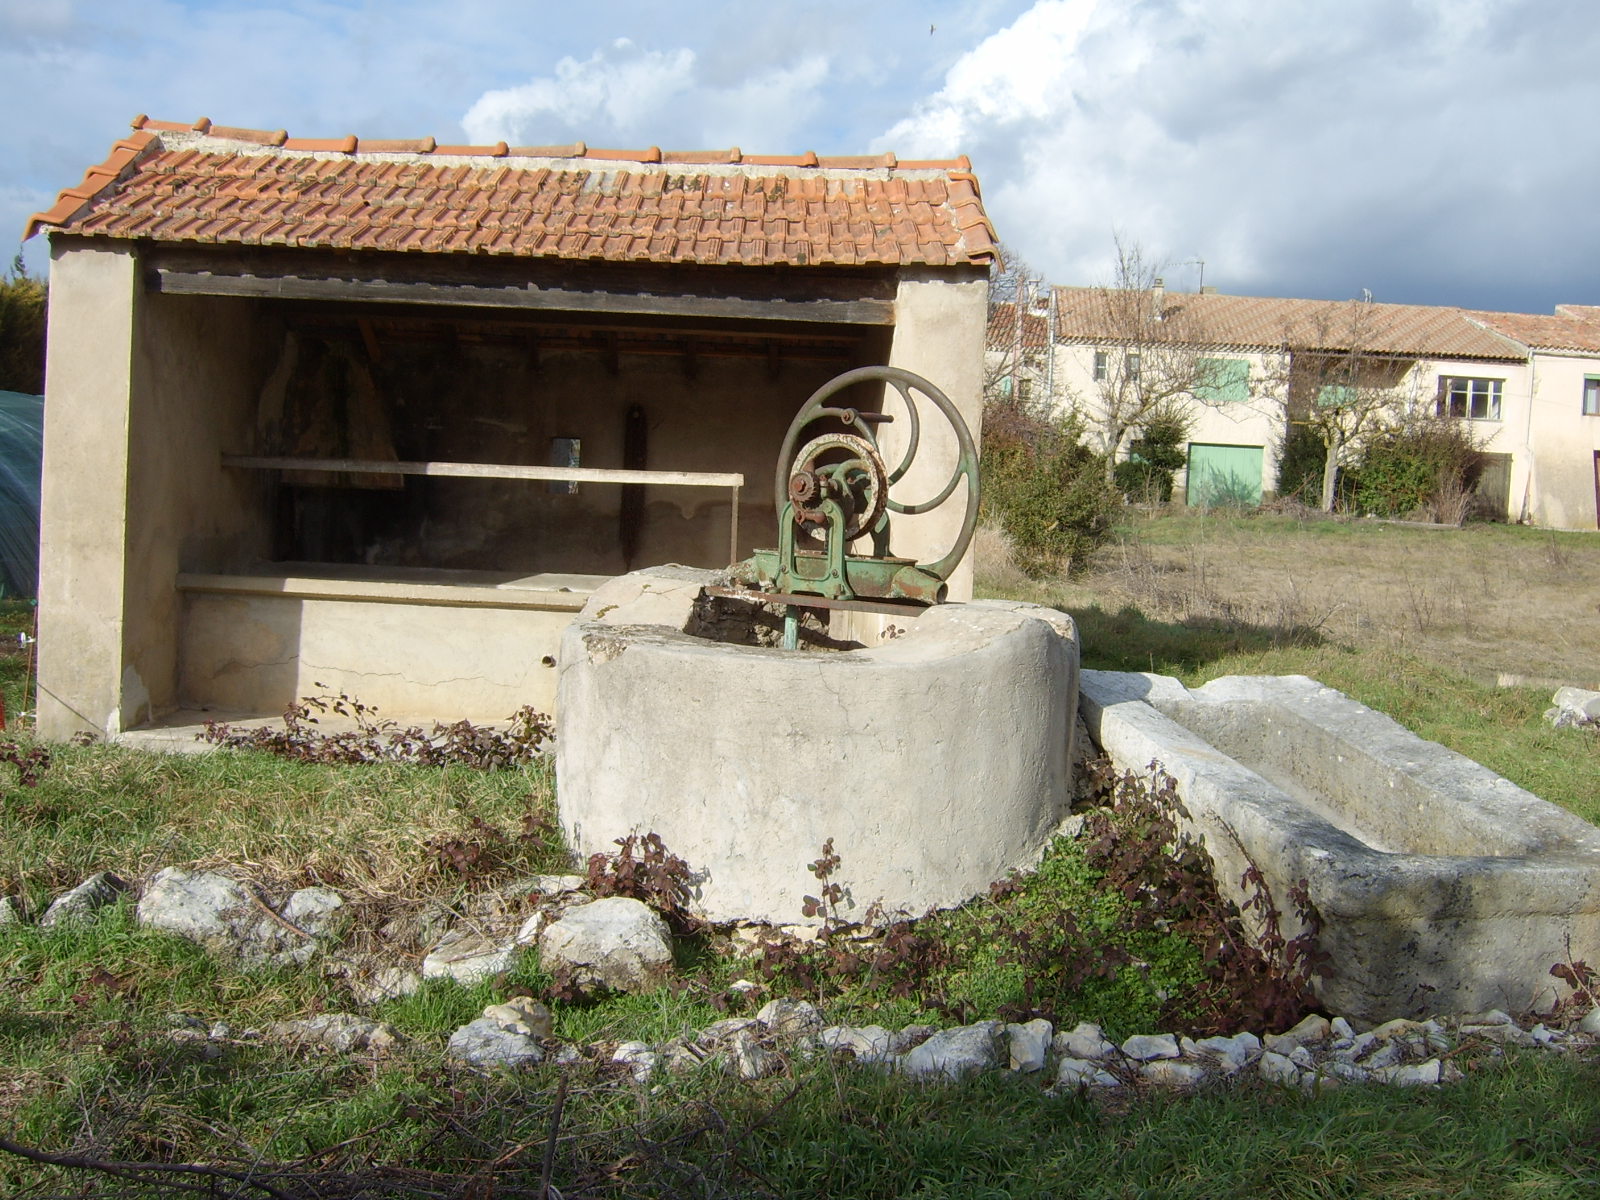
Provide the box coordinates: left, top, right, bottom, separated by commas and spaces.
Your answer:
150, 268, 897, 326
224, 454, 744, 489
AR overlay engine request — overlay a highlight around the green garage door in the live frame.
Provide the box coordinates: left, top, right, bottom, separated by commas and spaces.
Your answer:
1187, 443, 1263, 508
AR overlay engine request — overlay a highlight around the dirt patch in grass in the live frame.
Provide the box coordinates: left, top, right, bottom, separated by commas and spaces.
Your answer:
984, 512, 1600, 688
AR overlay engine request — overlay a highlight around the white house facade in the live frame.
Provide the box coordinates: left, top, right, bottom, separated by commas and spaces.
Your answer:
1031, 286, 1598, 527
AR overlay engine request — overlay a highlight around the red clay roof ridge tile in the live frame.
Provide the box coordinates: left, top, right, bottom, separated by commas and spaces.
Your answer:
117, 116, 973, 172
23, 128, 160, 240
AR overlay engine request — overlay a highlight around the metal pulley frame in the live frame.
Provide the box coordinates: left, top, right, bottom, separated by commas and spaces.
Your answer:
729, 366, 980, 633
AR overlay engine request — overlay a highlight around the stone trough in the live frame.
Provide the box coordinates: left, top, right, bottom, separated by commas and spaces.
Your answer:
556, 566, 1080, 925
1080, 670, 1600, 1021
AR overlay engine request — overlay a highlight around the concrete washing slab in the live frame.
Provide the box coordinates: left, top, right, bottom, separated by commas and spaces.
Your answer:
1080, 670, 1600, 1020
557, 567, 1080, 925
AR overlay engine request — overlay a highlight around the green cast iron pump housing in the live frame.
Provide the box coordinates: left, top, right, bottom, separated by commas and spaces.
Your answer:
731, 366, 980, 619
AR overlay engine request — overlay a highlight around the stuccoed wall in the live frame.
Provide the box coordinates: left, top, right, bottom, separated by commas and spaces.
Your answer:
36, 242, 139, 738
1523, 353, 1600, 529
882, 272, 988, 600
179, 578, 580, 719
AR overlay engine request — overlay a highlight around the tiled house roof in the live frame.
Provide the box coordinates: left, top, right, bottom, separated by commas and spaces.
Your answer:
1466, 308, 1600, 354
1053, 288, 1526, 361
26, 116, 998, 269
986, 301, 1050, 351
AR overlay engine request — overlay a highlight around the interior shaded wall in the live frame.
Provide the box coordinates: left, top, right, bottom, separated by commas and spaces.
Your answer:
125, 290, 274, 721
264, 315, 886, 575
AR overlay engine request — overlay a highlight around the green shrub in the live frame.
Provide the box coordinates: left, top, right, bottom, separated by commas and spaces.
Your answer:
0, 258, 47, 395
981, 395, 1117, 577
1354, 418, 1485, 520
1113, 414, 1189, 503
1274, 423, 1326, 503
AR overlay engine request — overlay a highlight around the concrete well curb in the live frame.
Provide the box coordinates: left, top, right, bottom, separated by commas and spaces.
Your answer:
556, 567, 1079, 924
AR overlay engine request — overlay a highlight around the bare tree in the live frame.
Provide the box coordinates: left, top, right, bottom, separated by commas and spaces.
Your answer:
1057, 238, 1234, 483
983, 242, 1052, 413
1258, 294, 1418, 511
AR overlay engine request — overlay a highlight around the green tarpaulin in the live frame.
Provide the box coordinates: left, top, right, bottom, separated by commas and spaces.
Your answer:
0, 391, 43, 597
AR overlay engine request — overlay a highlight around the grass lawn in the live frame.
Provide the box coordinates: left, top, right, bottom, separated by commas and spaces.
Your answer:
977, 512, 1600, 823
0, 517, 1597, 1196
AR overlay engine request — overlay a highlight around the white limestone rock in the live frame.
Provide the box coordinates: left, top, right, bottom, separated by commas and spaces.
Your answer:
612, 1040, 659, 1083
900, 1021, 1003, 1082
1054, 1021, 1117, 1061
1121, 1033, 1180, 1061
1257, 1050, 1302, 1087
347, 966, 423, 1005
1264, 1013, 1331, 1053
41, 872, 128, 927
1190, 1032, 1261, 1074
1140, 1059, 1211, 1089
514, 911, 548, 946
0, 895, 22, 925
1576, 1006, 1600, 1035
822, 1025, 899, 1065
1054, 1056, 1121, 1089
756, 997, 824, 1039
272, 1013, 399, 1053
1007, 1019, 1053, 1073
422, 929, 517, 985
1372, 1058, 1442, 1087
483, 997, 553, 1039
137, 868, 340, 965
138, 868, 255, 943
283, 887, 344, 933
1551, 687, 1600, 722
538, 897, 673, 994
449, 1017, 544, 1070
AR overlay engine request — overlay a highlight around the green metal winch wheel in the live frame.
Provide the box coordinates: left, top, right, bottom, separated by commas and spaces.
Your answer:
754, 365, 980, 604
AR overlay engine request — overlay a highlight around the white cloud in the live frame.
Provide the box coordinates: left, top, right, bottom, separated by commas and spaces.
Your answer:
881, 0, 1600, 309
464, 40, 696, 146
463, 39, 831, 150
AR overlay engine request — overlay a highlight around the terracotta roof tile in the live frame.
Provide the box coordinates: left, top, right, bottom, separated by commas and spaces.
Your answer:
1051, 287, 1526, 361
1466, 309, 1600, 354
28, 116, 995, 268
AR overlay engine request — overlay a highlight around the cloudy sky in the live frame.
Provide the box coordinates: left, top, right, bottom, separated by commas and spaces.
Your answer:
4, 0, 1597, 314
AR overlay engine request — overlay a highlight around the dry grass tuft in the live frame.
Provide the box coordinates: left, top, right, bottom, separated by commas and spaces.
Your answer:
1038, 513, 1600, 686
0, 746, 565, 913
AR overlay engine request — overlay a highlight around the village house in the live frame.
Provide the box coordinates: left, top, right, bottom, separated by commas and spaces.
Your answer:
1002, 283, 1600, 526
25, 116, 996, 741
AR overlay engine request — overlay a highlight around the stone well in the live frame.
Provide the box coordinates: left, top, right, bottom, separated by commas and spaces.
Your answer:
556, 566, 1080, 924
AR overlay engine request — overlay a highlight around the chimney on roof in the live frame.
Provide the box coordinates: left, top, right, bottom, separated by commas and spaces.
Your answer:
1152, 276, 1165, 319
1200, 285, 1218, 294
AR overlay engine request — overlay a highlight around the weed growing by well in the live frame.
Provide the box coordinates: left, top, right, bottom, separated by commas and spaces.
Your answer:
736, 760, 1320, 1038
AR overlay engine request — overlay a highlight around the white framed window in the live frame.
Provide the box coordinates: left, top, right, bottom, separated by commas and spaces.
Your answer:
1093, 350, 1108, 381
1126, 351, 1141, 382
1584, 376, 1600, 416
1436, 376, 1502, 421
